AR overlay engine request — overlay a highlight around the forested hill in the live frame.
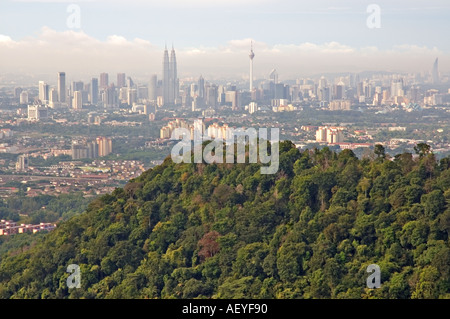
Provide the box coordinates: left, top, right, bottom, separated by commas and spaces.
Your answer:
0, 141, 449, 299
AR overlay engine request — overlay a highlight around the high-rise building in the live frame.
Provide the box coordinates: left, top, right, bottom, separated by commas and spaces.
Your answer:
432, 58, 440, 84
316, 127, 327, 142
316, 126, 344, 143
19, 91, 28, 105
318, 76, 327, 89
206, 84, 218, 108
97, 137, 112, 157
100, 73, 109, 88
16, 155, 28, 172
57, 72, 66, 103
198, 75, 205, 99
162, 46, 170, 106
249, 102, 258, 114
119, 87, 128, 102
149, 74, 157, 102
162, 46, 179, 106
249, 41, 255, 92
391, 79, 404, 97
127, 88, 137, 106
14, 87, 23, 98
73, 91, 82, 109
170, 46, 178, 104
269, 69, 278, 84
103, 86, 118, 108
227, 90, 238, 110
38, 81, 49, 103
28, 104, 48, 120
71, 142, 87, 160
126, 76, 134, 89
72, 141, 98, 160
49, 88, 59, 108
71, 81, 84, 97
318, 78, 330, 103
87, 141, 98, 159
117, 73, 126, 88
91, 78, 99, 104
193, 119, 205, 141
190, 83, 198, 98
334, 79, 345, 100
138, 86, 148, 100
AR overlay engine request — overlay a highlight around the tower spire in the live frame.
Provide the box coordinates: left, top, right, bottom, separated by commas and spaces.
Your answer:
249, 40, 255, 92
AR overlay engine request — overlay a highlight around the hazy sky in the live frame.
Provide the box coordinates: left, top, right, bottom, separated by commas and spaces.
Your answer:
0, 0, 449, 82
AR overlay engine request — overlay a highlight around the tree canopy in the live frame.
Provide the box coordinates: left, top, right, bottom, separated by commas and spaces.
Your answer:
0, 142, 449, 299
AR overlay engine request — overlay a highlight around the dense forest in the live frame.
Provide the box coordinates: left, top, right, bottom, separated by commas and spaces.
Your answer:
0, 192, 92, 263
0, 141, 449, 299
0, 192, 91, 223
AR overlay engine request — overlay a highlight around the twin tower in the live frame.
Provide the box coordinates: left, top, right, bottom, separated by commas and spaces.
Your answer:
163, 45, 179, 106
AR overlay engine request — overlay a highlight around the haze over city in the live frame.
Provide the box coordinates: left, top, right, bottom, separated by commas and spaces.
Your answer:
1, 0, 449, 81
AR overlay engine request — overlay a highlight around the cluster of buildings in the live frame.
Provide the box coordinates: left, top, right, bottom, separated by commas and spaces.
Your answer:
71, 137, 112, 160
0, 219, 56, 236
160, 118, 191, 139
315, 126, 345, 144
4, 158, 147, 197
160, 118, 235, 140
22, 47, 179, 112
14, 45, 448, 120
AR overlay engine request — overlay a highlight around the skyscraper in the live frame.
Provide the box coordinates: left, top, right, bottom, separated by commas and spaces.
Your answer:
117, 73, 126, 88
162, 46, 170, 105
38, 81, 49, 103
162, 45, 179, 106
432, 58, 440, 84
16, 155, 28, 172
49, 88, 58, 108
206, 84, 218, 108
126, 76, 134, 89
91, 78, 99, 104
57, 72, 66, 103
100, 73, 109, 88
170, 46, 178, 104
269, 69, 278, 84
148, 74, 157, 102
103, 86, 118, 108
71, 81, 84, 94
14, 87, 22, 98
73, 91, 82, 109
249, 41, 255, 92
97, 137, 112, 157
20, 91, 28, 104
391, 79, 404, 97
198, 75, 205, 99
335, 80, 345, 100
127, 88, 137, 106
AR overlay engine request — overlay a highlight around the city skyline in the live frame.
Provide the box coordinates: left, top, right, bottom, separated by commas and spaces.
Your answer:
0, 1, 449, 80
